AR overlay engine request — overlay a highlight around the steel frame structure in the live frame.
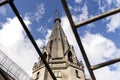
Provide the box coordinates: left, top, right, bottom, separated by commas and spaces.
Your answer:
61, 0, 120, 80
0, 0, 120, 80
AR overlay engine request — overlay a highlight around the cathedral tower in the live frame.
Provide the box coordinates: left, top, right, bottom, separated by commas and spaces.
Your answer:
32, 11, 86, 80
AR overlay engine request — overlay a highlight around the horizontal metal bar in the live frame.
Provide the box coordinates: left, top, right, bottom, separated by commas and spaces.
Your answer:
8, 1, 57, 80
75, 7, 120, 28
61, 0, 96, 80
91, 57, 120, 70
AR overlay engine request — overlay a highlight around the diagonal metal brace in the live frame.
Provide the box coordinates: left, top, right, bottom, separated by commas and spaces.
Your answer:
8, 1, 57, 80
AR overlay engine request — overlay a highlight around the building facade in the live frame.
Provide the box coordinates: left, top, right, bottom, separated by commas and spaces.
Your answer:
32, 12, 86, 80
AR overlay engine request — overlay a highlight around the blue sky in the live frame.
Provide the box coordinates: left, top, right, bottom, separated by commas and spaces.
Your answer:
0, 0, 120, 80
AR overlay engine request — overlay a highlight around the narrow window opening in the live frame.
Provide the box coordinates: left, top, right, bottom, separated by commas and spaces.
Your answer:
75, 70, 80, 78
43, 52, 47, 60
54, 71, 62, 78
35, 72, 40, 80
68, 51, 73, 62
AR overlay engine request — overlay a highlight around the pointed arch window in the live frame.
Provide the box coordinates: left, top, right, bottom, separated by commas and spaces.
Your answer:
43, 52, 47, 60
54, 71, 62, 78
50, 40, 53, 48
35, 72, 40, 80
75, 70, 80, 78
68, 51, 73, 62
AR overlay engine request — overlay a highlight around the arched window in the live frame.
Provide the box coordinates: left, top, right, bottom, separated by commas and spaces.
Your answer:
75, 70, 80, 78
43, 52, 47, 60
35, 72, 40, 80
54, 71, 62, 78
50, 40, 53, 48
68, 51, 73, 62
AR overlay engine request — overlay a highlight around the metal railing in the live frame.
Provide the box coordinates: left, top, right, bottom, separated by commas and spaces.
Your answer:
0, 50, 31, 80
0, 0, 120, 80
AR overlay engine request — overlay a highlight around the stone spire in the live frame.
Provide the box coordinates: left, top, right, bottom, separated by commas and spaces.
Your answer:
46, 10, 69, 59
32, 11, 86, 80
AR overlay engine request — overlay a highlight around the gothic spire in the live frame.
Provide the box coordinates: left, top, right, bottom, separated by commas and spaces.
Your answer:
46, 10, 69, 59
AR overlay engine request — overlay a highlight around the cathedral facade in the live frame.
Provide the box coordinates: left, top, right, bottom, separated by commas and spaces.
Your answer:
32, 12, 86, 80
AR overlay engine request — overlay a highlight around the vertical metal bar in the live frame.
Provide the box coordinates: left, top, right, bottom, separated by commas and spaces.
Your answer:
61, 0, 96, 80
8, 1, 57, 80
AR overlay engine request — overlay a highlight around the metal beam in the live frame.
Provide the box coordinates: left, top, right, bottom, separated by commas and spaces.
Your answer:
75, 7, 120, 28
8, 1, 57, 80
91, 57, 120, 70
61, 0, 96, 80
61, 0, 75, 27
0, 0, 9, 6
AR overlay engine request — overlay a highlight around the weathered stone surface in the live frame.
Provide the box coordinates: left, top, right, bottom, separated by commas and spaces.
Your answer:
32, 12, 86, 80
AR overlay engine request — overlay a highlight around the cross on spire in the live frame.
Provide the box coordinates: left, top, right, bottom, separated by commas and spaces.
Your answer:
56, 10, 59, 18
54, 10, 61, 23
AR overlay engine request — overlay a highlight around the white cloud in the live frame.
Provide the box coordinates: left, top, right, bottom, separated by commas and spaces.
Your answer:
45, 29, 52, 43
25, 3, 45, 22
36, 29, 52, 48
75, 0, 82, 4
81, 32, 120, 80
73, 5, 81, 12
35, 4, 45, 21
68, 4, 73, 10
0, 6, 7, 15
81, 32, 119, 65
0, 17, 39, 76
116, 0, 120, 6
48, 17, 53, 23
37, 25, 47, 34
73, 4, 88, 24
95, 0, 120, 32
97, 0, 107, 12
0, 15, 53, 77
87, 23, 95, 28
95, 66, 120, 80
106, 13, 120, 32
36, 39, 45, 49
96, 0, 120, 12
